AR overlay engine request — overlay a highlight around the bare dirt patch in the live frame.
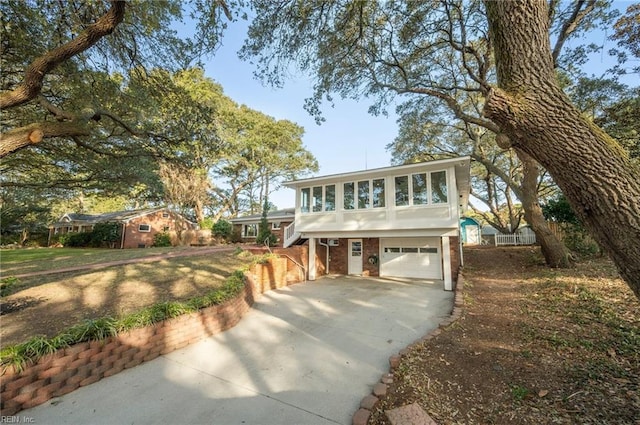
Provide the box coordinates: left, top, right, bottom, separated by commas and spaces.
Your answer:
369, 246, 639, 425
0, 250, 250, 348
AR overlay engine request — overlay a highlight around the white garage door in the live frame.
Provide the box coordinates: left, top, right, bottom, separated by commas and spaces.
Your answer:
380, 237, 442, 279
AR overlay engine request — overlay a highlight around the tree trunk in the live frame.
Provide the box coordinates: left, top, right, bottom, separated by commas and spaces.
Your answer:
483, 0, 640, 299
194, 199, 205, 224
518, 150, 572, 268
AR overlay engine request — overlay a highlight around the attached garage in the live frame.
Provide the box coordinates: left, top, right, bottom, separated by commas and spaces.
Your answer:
380, 237, 442, 279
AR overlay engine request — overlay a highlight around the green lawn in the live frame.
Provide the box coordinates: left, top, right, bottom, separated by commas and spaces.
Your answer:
0, 246, 189, 276
0, 249, 256, 349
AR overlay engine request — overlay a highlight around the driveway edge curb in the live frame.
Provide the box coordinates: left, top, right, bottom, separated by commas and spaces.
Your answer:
351, 273, 466, 425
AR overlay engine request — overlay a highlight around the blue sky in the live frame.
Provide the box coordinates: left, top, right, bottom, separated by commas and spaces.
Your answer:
183, 18, 400, 209
175, 4, 635, 210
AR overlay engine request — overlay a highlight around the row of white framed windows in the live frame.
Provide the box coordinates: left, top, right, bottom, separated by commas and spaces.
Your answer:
343, 178, 386, 210
241, 222, 281, 238
301, 185, 336, 213
300, 171, 448, 213
395, 171, 448, 206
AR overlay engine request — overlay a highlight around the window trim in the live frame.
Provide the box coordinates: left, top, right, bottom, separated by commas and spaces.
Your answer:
324, 184, 336, 212
344, 178, 386, 210
301, 184, 339, 213
430, 170, 448, 204
301, 188, 311, 213
242, 224, 258, 238
394, 170, 448, 207
138, 224, 151, 232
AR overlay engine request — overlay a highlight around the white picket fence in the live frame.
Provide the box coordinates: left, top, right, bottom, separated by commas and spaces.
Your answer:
494, 233, 537, 246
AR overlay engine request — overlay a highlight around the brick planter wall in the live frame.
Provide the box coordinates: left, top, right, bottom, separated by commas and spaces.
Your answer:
0, 258, 302, 416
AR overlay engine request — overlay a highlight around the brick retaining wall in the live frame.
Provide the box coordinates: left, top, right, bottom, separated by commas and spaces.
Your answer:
0, 257, 300, 415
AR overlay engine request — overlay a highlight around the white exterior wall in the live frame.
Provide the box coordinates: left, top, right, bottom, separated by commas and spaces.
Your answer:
292, 163, 461, 235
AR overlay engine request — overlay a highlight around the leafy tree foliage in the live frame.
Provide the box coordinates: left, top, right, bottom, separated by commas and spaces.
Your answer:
90, 223, 120, 248
610, 3, 640, 75
255, 199, 277, 247
243, 0, 607, 267
1, 0, 238, 154
595, 88, 640, 160
212, 219, 233, 240
0, 0, 233, 230
129, 68, 318, 221
542, 195, 581, 226
1, 2, 314, 234
241, 0, 640, 296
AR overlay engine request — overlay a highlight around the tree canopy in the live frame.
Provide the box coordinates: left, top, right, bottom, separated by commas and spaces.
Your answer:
1, 0, 316, 236
241, 0, 640, 297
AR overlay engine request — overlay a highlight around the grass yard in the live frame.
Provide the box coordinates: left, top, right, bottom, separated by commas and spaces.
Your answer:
0, 247, 254, 348
1, 246, 186, 276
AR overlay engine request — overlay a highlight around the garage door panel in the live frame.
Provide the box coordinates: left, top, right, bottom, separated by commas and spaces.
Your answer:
381, 238, 442, 279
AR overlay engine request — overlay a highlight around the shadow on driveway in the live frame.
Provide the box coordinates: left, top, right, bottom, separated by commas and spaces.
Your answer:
22, 275, 453, 425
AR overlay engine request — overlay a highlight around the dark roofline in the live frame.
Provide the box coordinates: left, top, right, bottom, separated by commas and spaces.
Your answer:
230, 208, 295, 223
51, 208, 196, 226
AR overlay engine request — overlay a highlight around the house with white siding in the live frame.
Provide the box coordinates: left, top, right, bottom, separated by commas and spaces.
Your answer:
281, 156, 471, 290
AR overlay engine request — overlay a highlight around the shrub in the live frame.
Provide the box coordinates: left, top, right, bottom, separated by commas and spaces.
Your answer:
230, 228, 243, 243
212, 219, 233, 239
200, 217, 215, 231
152, 232, 172, 247
64, 232, 93, 247
256, 200, 277, 246
90, 223, 120, 248
563, 225, 600, 255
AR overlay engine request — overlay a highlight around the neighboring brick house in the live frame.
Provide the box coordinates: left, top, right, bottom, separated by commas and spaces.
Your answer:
230, 208, 295, 247
48, 208, 198, 249
281, 156, 471, 291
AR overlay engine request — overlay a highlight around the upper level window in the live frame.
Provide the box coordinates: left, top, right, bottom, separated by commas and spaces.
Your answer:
301, 184, 337, 213
395, 170, 448, 206
301, 188, 310, 213
312, 186, 323, 212
325, 185, 335, 211
344, 182, 355, 210
139, 224, 151, 232
412, 173, 428, 205
373, 178, 386, 208
431, 170, 448, 203
357, 181, 370, 209
346, 178, 386, 210
395, 176, 409, 206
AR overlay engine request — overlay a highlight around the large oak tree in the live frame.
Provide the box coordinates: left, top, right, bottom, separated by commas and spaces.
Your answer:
241, 0, 640, 298
483, 0, 639, 297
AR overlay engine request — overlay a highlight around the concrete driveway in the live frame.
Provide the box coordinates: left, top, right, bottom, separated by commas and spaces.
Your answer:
22, 275, 453, 425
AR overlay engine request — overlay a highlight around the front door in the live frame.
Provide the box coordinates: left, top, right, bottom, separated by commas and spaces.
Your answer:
348, 239, 363, 275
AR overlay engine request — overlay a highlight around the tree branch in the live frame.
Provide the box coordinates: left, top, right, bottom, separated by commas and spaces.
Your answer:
551, 0, 596, 65
0, 122, 91, 157
38, 95, 75, 121
0, 0, 126, 110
